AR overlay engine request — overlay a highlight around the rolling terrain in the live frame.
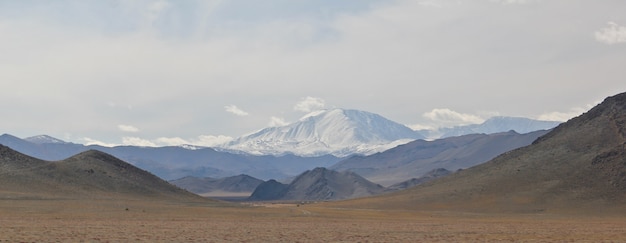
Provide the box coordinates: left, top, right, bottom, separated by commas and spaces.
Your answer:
0, 145, 205, 201
169, 174, 264, 197
331, 92, 626, 213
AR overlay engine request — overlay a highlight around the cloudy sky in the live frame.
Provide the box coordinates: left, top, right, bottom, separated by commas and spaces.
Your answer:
1, 0, 625, 147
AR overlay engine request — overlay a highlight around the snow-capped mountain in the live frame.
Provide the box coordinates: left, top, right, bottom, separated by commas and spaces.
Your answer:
24, 135, 68, 144
418, 116, 561, 139
224, 108, 424, 157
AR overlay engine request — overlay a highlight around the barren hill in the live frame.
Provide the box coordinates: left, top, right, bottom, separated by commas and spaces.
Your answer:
333, 92, 626, 213
249, 167, 385, 201
0, 146, 205, 201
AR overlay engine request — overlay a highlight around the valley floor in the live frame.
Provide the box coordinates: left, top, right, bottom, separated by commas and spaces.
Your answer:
1, 199, 625, 242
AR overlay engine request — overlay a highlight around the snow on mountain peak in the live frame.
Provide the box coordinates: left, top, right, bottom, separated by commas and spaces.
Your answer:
24, 135, 68, 144
224, 108, 424, 157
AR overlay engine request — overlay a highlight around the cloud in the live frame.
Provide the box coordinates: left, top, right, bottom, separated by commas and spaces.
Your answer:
294, 97, 326, 113
82, 137, 119, 147
122, 137, 158, 147
224, 105, 250, 116
537, 103, 598, 122
193, 135, 233, 147
595, 22, 626, 44
423, 108, 485, 124
117, 124, 140, 133
268, 116, 289, 127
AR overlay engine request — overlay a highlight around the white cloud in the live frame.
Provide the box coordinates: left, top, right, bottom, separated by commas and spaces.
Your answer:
537, 103, 597, 122
82, 137, 119, 147
268, 116, 289, 127
193, 135, 233, 147
118, 124, 140, 133
423, 108, 485, 126
155, 137, 189, 146
224, 105, 250, 116
294, 97, 326, 113
154, 135, 233, 147
122, 137, 158, 147
595, 22, 626, 44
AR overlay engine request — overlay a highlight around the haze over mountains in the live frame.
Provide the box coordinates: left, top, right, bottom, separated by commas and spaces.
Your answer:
0, 108, 560, 186
332, 130, 550, 186
336, 92, 626, 212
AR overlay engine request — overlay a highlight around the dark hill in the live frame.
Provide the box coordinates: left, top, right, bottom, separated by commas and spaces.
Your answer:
248, 180, 289, 201
249, 168, 385, 201
332, 92, 626, 213
0, 146, 206, 201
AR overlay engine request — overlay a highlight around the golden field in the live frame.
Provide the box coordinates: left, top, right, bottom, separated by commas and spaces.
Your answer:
1, 199, 625, 242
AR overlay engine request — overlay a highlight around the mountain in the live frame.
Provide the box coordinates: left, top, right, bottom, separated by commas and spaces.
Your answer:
24, 135, 68, 144
418, 116, 560, 139
0, 145, 204, 201
331, 130, 549, 186
248, 179, 289, 201
0, 135, 341, 181
333, 92, 626, 213
224, 108, 424, 157
386, 168, 452, 191
169, 174, 264, 196
249, 167, 385, 201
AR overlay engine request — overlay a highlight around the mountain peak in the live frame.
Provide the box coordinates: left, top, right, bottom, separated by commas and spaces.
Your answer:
225, 108, 423, 157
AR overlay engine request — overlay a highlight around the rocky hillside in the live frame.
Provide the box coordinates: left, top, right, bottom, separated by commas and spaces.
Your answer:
332, 92, 626, 213
248, 167, 385, 201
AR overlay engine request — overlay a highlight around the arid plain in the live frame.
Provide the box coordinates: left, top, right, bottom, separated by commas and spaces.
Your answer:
1, 198, 625, 242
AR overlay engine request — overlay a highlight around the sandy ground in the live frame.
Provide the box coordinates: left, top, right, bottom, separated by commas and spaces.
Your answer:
1, 199, 625, 242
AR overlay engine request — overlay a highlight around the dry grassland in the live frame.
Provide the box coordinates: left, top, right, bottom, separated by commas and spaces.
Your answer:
1, 199, 625, 242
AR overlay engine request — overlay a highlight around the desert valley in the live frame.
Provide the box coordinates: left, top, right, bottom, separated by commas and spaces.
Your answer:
1, 92, 626, 241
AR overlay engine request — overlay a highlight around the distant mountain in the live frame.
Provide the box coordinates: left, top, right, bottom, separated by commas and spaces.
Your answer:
334, 92, 626, 213
248, 167, 385, 201
0, 145, 205, 201
169, 174, 264, 196
332, 130, 549, 186
248, 179, 289, 201
418, 116, 560, 139
386, 168, 452, 191
24, 135, 68, 144
0, 134, 341, 181
224, 108, 424, 157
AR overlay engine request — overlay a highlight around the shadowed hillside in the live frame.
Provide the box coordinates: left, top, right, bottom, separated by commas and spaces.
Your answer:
331, 92, 626, 213
0, 146, 208, 202
249, 167, 385, 201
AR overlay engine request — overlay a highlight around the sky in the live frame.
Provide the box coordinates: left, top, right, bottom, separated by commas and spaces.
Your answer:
1, 0, 625, 147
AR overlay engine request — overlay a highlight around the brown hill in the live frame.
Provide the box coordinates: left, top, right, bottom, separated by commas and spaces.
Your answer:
332, 92, 626, 213
0, 146, 207, 201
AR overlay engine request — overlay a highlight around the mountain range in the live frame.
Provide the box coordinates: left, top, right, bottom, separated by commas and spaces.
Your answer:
0, 134, 340, 181
0, 145, 204, 201
0, 109, 560, 184
331, 130, 550, 186
418, 116, 560, 139
332, 92, 626, 213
